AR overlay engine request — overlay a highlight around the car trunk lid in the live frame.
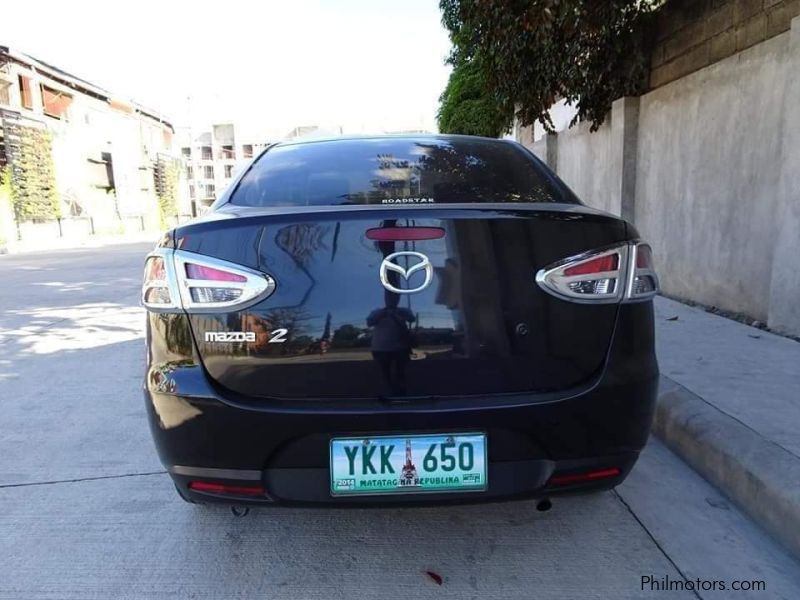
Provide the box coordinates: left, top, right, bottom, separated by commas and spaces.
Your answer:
174, 204, 629, 400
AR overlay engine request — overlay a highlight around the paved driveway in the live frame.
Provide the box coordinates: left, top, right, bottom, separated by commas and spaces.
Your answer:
1, 243, 798, 599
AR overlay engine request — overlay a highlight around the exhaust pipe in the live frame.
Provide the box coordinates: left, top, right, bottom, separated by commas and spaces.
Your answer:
231, 505, 250, 517
536, 498, 552, 512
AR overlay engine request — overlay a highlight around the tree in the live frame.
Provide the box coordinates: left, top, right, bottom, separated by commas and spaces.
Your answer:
437, 59, 512, 137
332, 324, 363, 348
439, 0, 664, 132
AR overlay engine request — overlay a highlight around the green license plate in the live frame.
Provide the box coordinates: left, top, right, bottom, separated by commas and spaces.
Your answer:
330, 433, 487, 496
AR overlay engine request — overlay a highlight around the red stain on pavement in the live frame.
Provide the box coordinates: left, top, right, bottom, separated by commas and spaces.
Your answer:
425, 570, 443, 585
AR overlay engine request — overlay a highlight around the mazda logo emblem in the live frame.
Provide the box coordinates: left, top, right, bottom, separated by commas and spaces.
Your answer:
379, 251, 433, 294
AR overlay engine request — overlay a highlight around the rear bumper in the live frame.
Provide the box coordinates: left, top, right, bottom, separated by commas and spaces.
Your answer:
169, 452, 641, 507
145, 303, 658, 506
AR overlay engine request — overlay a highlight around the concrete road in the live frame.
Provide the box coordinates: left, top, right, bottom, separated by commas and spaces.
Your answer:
1, 243, 799, 599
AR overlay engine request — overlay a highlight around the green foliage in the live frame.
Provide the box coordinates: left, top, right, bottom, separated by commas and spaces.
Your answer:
332, 323, 364, 348
8, 126, 60, 220
155, 158, 180, 228
0, 166, 11, 246
440, 0, 664, 132
0, 166, 10, 199
437, 59, 512, 137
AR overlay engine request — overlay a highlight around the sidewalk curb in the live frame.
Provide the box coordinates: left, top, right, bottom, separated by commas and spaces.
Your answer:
0, 233, 160, 256
653, 376, 800, 560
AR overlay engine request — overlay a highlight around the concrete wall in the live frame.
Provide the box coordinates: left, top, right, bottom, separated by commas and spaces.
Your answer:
556, 119, 615, 215
769, 14, 800, 333
636, 31, 789, 321
517, 16, 800, 336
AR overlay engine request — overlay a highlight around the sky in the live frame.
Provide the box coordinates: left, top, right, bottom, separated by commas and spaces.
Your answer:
1, 0, 452, 138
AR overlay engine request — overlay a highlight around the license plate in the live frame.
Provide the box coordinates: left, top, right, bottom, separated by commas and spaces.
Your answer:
330, 433, 487, 496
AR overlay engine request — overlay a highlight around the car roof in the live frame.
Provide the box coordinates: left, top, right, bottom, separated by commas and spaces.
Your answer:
272, 133, 515, 149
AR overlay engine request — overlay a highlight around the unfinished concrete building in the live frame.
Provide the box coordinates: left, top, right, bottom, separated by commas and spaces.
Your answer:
0, 45, 177, 243
176, 123, 271, 213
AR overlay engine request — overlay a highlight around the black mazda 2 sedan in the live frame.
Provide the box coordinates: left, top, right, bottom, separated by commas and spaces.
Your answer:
142, 135, 659, 506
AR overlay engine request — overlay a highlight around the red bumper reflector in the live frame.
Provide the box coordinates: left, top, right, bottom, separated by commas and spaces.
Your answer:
547, 467, 621, 487
366, 227, 445, 241
188, 481, 265, 496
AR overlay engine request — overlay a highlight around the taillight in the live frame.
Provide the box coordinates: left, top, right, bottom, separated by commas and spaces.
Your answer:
536, 241, 659, 303
142, 248, 275, 312
626, 243, 659, 300
142, 255, 177, 309
185, 263, 247, 282
536, 244, 627, 303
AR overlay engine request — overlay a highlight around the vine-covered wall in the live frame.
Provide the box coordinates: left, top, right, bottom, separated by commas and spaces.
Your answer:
154, 157, 180, 228
5, 123, 60, 222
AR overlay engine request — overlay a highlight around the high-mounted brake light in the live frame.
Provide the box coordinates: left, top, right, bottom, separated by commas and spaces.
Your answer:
142, 248, 276, 312
536, 241, 658, 304
366, 227, 445, 241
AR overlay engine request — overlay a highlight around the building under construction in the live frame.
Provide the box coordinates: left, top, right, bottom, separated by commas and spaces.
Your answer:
0, 45, 178, 244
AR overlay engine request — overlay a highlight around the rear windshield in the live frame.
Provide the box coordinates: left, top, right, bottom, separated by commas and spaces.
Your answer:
229, 137, 576, 207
